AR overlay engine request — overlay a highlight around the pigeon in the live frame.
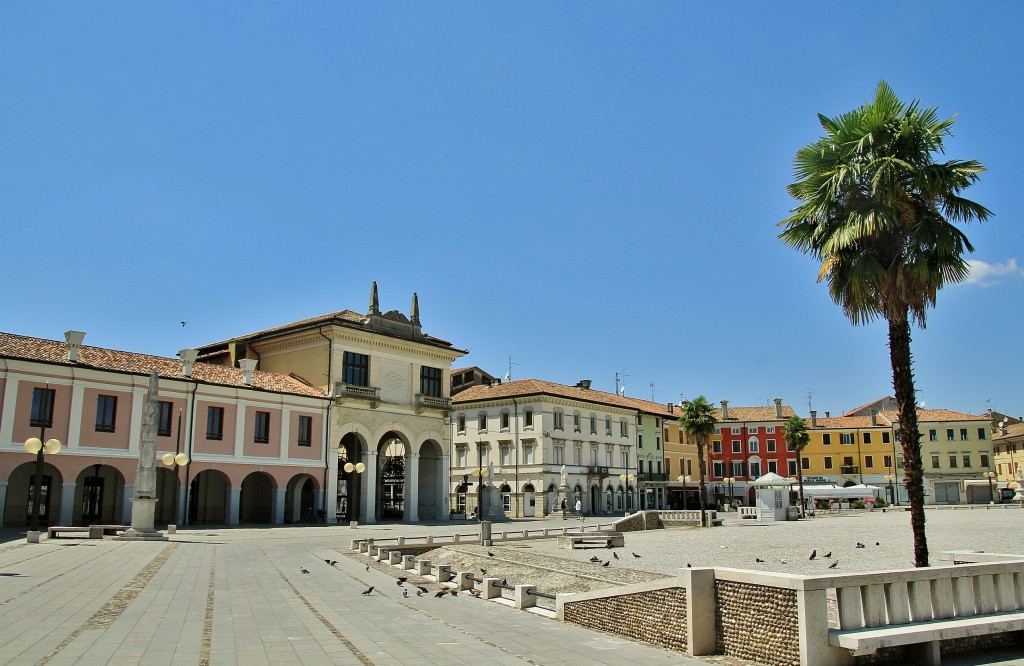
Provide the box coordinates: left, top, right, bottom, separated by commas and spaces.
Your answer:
602, 561, 610, 567
366, 565, 370, 571
606, 543, 614, 549
397, 576, 408, 583
589, 556, 601, 563
403, 589, 408, 598
686, 563, 691, 568
856, 542, 866, 549
809, 549, 817, 560
449, 589, 458, 596
613, 552, 619, 559
416, 585, 429, 594
434, 590, 447, 598
396, 580, 404, 586
632, 552, 642, 558
480, 568, 487, 575
875, 542, 880, 546
416, 590, 423, 597
444, 573, 457, 582
828, 561, 839, 569
488, 551, 495, 557
501, 578, 507, 586
755, 558, 765, 563
361, 586, 374, 595
469, 589, 482, 598
324, 559, 331, 565
300, 568, 310, 574
823, 551, 832, 558
780, 559, 788, 564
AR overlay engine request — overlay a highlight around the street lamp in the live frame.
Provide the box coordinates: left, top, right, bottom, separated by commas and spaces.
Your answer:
884, 473, 897, 506
723, 477, 735, 509
470, 465, 490, 521
677, 475, 692, 511
619, 473, 635, 516
342, 460, 366, 525
162, 452, 190, 527
25, 429, 62, 541
984, 471, 997, 504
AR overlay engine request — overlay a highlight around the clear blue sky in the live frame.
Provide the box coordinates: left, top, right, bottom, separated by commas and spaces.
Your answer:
2, 3, 1020, 418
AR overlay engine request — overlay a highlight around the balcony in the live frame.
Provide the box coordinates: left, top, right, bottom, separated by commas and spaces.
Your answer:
639, 473, 669, 483
840, 465, 860, 475
333, 382, 380, 408
587, 466, 610, 477
415, 394, 452, 414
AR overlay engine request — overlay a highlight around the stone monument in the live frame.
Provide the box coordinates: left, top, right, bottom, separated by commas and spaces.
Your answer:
1015, 465, 1024, 504
115, 368, 168, 541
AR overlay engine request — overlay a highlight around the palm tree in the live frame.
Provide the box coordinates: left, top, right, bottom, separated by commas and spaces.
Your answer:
681, 396, 716, 527
779, 81, 991, 567
783, 415, 810, 517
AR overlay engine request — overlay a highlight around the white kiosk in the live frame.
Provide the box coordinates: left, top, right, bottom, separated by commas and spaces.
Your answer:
752, 472, 794, 522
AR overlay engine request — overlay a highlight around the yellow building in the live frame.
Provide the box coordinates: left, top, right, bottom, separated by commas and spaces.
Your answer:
992, 421, 1024, 482
663, 410, 699, 509
799, 411, 900, 502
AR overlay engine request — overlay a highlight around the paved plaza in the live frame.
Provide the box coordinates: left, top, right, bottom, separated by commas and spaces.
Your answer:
1, 509, 1023, 665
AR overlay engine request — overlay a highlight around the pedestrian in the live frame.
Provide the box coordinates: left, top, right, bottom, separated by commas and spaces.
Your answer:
560, 497, 567, 520
575, 498, 583, 521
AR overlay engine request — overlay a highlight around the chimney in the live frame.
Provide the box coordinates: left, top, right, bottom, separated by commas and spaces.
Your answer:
179, 349, 199, 378
667, 402, 674, 413
64, 330, 86, 363
238, 358, 258, 386
577, 379, 592, 389
721, 400, 730, 420
810, 410, 817, 428
774, 397, 783, 419
870, 409, 878, 426
825, 411, 830, 418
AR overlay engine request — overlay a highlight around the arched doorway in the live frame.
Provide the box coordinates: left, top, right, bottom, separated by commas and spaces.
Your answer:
522, 483, 535, 517
189, 469, 229, 524
454, 483, 468, 515
239, 472, 274, 523
378, 434, 406, 521
417, 440, 442, 520
4, 461, 64, 527
590, 484, 600, 515
605, 485, 613, 513
153, 467, 178, 525
285, 474, 318, 523
499, 483, 512, 516
337, 432, 366, 523
545, 484, 557, 517
72, 464, 126, 526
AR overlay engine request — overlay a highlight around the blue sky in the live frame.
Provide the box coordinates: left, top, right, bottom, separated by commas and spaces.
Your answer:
2, 3, 1021, 418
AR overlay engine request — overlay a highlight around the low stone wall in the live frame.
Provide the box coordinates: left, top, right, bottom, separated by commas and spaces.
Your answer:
715, 579, 799, 666
563, 586, 688, 653
612, 512, 655, 532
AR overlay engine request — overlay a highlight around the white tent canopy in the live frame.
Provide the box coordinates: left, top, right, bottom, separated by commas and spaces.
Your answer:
752, 472, 793, 487
802, 484, 881, 499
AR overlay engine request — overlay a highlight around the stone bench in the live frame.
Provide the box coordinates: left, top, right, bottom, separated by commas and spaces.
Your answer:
557, 532, 624, 549
737, 507, 758, 519
47, 525, 125, 539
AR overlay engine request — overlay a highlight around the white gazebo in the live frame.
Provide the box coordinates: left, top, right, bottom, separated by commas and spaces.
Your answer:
752, 472, 794, 522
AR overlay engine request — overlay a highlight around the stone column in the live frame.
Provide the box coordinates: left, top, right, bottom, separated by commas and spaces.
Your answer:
227, 487, 241, 525
440, 453, 451, 519
0, 381, 17, 447
406, 453, 419, 521
362, 451, 378, 523
177, 484, 188, 525
121, 484, 135, 523
60, 482, 76, 525
314, 489, 324, 520
67, 384, 85, 450
0, 481, 6, 527
273, 488, 286, 524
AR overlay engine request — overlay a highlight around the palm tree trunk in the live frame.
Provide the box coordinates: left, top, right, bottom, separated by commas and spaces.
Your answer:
797, 464, 806, 518
888, 309, 929, 567
697, 437, 708, 527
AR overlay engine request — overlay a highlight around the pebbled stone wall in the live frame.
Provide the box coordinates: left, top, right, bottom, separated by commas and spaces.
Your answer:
563, 587, 688, 653
715, 580, 800, 666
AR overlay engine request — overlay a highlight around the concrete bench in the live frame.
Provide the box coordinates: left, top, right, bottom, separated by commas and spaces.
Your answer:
737, 507, 758, 519
557, 532, 624, 549
47, 525, 125, 539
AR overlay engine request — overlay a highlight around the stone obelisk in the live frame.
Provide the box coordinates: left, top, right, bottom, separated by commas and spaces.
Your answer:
116, 368, 168, 541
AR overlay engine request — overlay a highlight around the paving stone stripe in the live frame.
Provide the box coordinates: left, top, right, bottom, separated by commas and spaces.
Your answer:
200, 546, 216, 666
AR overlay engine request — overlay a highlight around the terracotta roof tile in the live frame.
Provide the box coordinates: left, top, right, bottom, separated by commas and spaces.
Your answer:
453, 379, 678, 418
879, 408, 989, 423
0, 332, 327, 399
994, 422, 1024, 441
811, 414, 894, 429
714, 405, 797, 422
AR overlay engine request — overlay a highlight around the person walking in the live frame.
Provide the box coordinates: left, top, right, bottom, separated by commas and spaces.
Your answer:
560, 497, 567, 520
575, 497, 583, 521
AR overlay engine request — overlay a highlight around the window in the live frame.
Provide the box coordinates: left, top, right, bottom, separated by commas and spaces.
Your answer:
656, 436, 661, 450
657, 460, 663, 474
606, 448, 613, 467
713, 461, 725, 477
768, 460, 778, 474
639, 460, 645, 474
30, 387, 56, 428
207, 406, 224, 440
864, 455, 873, 469
620, 420, 628, 437
589, 417, 597, 434
749, 462, 761, 478
590, 446, 598, 466
456, 445, 467, 467
978, 428, 987, 440
883, 454, 892, 468
946, 429, 955, 442
254, 411, 271, 443
840, 433, 853, 445
766, 439, 776, 452
748, 438, 759, 453
822, 433, 832, 445
500, 444, 511, 466
712, 440, 722, 454
158, 401, 173, 437
638, 434, 643, 448
823, 456, 833, 470
766, 426, 775, 434
748, 426, 758, 434
895, 431, 901, 442
732, 440, 741, 453
960, 428, 969, 441
573, 414, 581, 432
574, 443, 582, 465
500, 412, 510, 431
948, 455, 958, 468
788, 460, 798, 476
478, 414, 487, 432
95, 395, 117, 433
297, 415, 312, 446
457, 415, 466, 434
882, 432, 891, 444
554, 443, 564, 465
863, 432, 872, 444
731, 427, 741, 435
524, 409, 534, 429
605, 418, 612, 435
980, 454, 990, 468
554, 411, 564, 430
962, 454, 971, 468
731, 461, 744, 477
929, 429, 937, 442
342, 351, 369, 386
931, 455, 941, 469
621, 450, 628, 468
420, 366, 442, 397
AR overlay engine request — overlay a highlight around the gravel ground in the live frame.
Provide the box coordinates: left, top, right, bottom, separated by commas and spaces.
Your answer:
403, 508, 1024, 596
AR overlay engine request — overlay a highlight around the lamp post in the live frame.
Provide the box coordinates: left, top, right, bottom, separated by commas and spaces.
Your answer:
161, 452, 190, 525
723, 477, 735, 509
25, 426, 62, 542
342, 460, 366, 525
884, 473, 897, 506
984, 470, 997, 504
471, 442, 489, 522
619, 473, 635, 516
677, 475, 692, 511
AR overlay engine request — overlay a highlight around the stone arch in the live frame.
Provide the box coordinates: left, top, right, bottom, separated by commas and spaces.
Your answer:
338, 431, 368, 523
239, 471, 275, 524
285, 473, 319, 523
521, 483, 536, 517
72, 463, 126, 526
189, 469, 230, 524
4, 460, 65, 528
377, 432, 407, 521
416, 438, 443, 520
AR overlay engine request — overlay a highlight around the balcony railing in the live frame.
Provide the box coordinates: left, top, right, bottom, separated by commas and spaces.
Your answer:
333, 383, 380, 407
840, 465, 860, 475
416, 394, 452, 413
587, 466, 610, 477
639, 473, 669, 483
